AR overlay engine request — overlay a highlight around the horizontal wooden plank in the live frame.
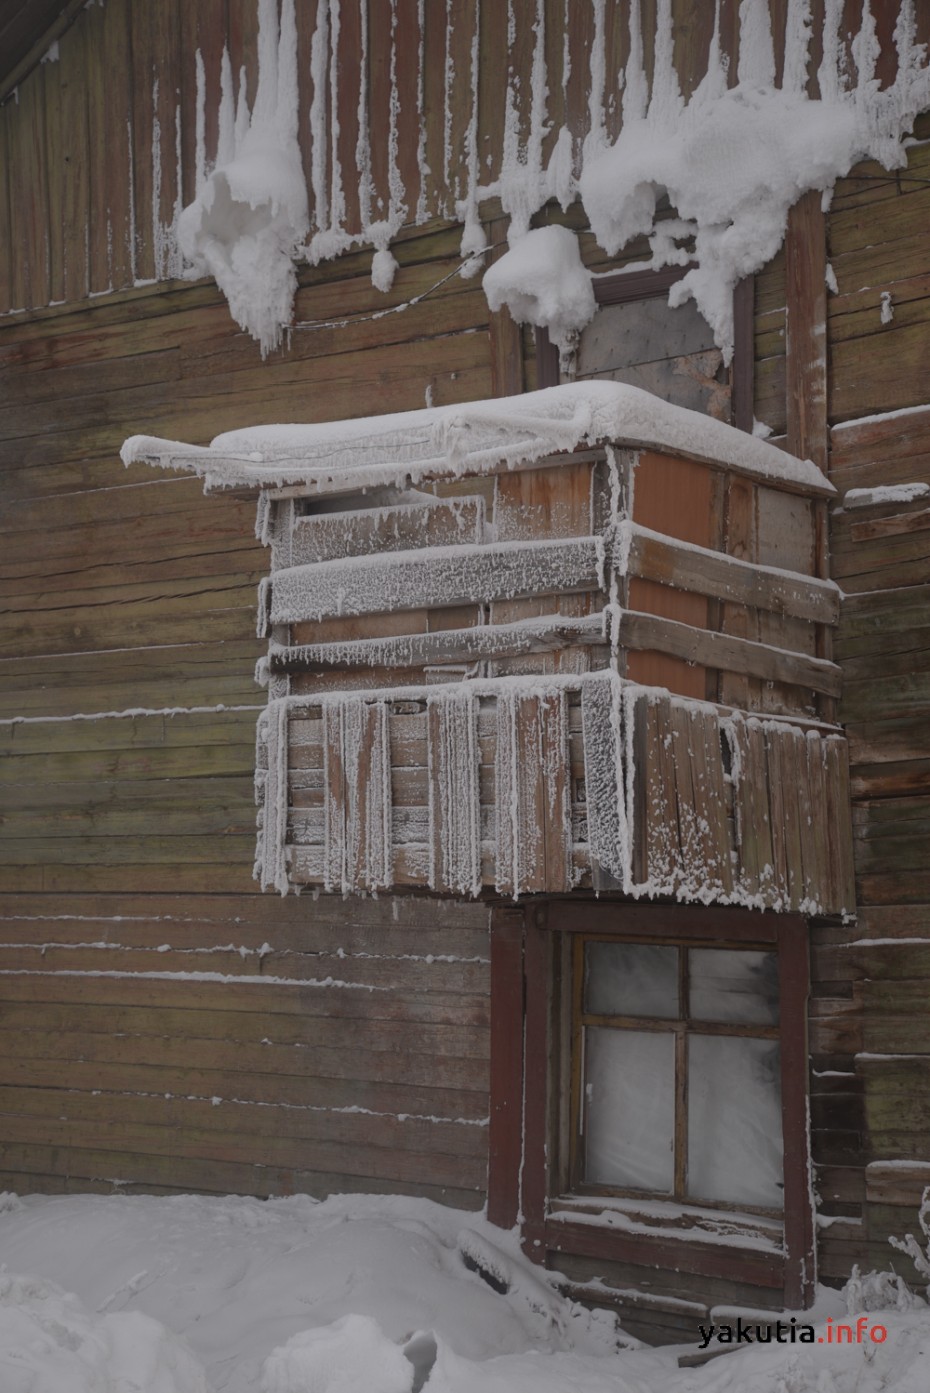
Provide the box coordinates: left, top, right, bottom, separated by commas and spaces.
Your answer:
0, 1111, 486, 1190
269, 613, 607, 673
617, 610, 842, 696
629, 526, 839, 623
268, 536, 604, 625
0, 1141, 482, 1207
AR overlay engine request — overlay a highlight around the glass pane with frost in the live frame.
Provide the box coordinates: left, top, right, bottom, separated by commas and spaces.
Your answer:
584, 1027, 675, 1191
688, 1035, 783, 1208
585, 942, 678, 1018
689, 949, 779, 1024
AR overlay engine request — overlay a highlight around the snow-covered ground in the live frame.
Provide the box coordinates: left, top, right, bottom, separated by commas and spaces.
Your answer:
1, 1189, 928, 1392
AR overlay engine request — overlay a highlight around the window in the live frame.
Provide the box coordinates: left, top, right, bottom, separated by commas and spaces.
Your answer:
534, 265, 753, 432
571, 938, 783, 1211
488, 902, 814, 1309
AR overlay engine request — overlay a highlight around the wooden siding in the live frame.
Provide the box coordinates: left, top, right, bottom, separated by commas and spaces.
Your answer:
0, 891, 489, 1205
0, 219, 492, 1202
3, 1, 929, 316
809, 122, 930, 1293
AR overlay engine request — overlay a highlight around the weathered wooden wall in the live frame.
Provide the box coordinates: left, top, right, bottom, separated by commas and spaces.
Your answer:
0, 219, 492, 1201
1, 0, 929, 1320
809, 124, 930, 1287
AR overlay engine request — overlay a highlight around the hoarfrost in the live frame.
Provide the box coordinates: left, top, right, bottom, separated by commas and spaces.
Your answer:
427, 688, 482, 898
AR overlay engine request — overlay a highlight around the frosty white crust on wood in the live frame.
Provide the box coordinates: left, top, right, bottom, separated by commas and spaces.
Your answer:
127, 381, 853, 908
256, 678, 854, 915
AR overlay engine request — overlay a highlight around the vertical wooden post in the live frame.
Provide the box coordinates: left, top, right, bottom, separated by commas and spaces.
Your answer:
521, 903, 551, 1261
779, 916, 816, 1309
486, 215, 525, 397
487, 905, 525, 1229
785, 189, 833, 718
785, 189, 828, 475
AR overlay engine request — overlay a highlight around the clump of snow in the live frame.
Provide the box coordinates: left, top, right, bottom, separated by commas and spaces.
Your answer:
371, 247, 399, 294
483, 226, 596, 354
843, 482, 930, 509
260, 1313, 414, 1393
177, 0, 308, 355
0, 1271, 209, 1393
577, 2, 930, 361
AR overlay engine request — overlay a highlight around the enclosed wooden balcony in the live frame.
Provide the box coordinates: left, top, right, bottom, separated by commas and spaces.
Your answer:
126, 381, 853, 913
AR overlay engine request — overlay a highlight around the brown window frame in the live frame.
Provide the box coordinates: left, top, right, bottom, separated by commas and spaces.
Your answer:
534, 267, 754, 434
488, 900, 814, 1308
568, 932, 784, 1215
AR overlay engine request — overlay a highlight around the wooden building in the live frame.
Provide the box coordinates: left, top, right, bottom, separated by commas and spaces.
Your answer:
2, 0, 930, 1344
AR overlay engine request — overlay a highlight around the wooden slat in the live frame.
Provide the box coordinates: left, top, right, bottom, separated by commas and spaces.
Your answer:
487, 907, 525, 1229
269, 613, 607, 674
628, 526, 840, 623
269, 537, 605, 625
785, 189, 827, 472
617, 609, 843, 697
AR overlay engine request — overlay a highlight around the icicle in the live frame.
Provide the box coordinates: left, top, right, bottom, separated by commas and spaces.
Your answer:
622, 1, 647, 123
234, 66, 250, 155
737, 0, 776, 91
427, 689, 481, 897
782, 0, 813, 96
458, 17, 486, 264
151, 81, 163, 277
818, 0, 844, 104
217, 47, 235, 168
649, 0, 684, 126
852, 3, 881, 115
277, 0, 300, 144
195, 52, 207, 191
356, 0, 372, 227
584, 0, 607, 159
329, 0, 346, 234
415, 0, 429, 224
443, 0, 456, 207
309, 0, 330, 232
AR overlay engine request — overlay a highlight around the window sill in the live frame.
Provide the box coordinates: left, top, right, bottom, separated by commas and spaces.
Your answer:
545, 1196, 786, 1289
549, 1194, 783, 1253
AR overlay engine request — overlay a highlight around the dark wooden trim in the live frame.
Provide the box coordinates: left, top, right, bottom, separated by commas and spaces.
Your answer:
731, 276, 755, 433
534, 325, 559, 388
487, 216, 526, 397
593, 264, 690, 306
778, 916, 815, 1308
521, 904, 551, 1259
544, 1218, 785, 1288
785, 190, 828, 475
487, 906, 525, 1230
545, 900, 785, 944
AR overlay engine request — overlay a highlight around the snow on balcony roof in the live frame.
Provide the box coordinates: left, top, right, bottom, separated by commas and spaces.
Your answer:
122, 380, 834, 497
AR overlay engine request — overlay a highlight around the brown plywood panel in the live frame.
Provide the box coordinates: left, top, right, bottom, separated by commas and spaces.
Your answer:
628, 451, 712, 697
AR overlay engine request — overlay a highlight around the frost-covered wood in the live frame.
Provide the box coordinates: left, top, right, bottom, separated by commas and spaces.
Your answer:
258, 677, 854, 915
129, 379, 852, 906
267, 536, 605, 627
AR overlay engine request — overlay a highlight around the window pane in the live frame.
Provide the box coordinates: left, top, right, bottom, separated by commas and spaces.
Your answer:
585, 942, 678, 1019
584, 1027, 675, 1192
689, 949, 779, 1025
687, 1035, 783, 1208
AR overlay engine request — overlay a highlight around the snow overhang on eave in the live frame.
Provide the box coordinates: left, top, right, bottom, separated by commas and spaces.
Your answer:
121, 381, 835, 501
